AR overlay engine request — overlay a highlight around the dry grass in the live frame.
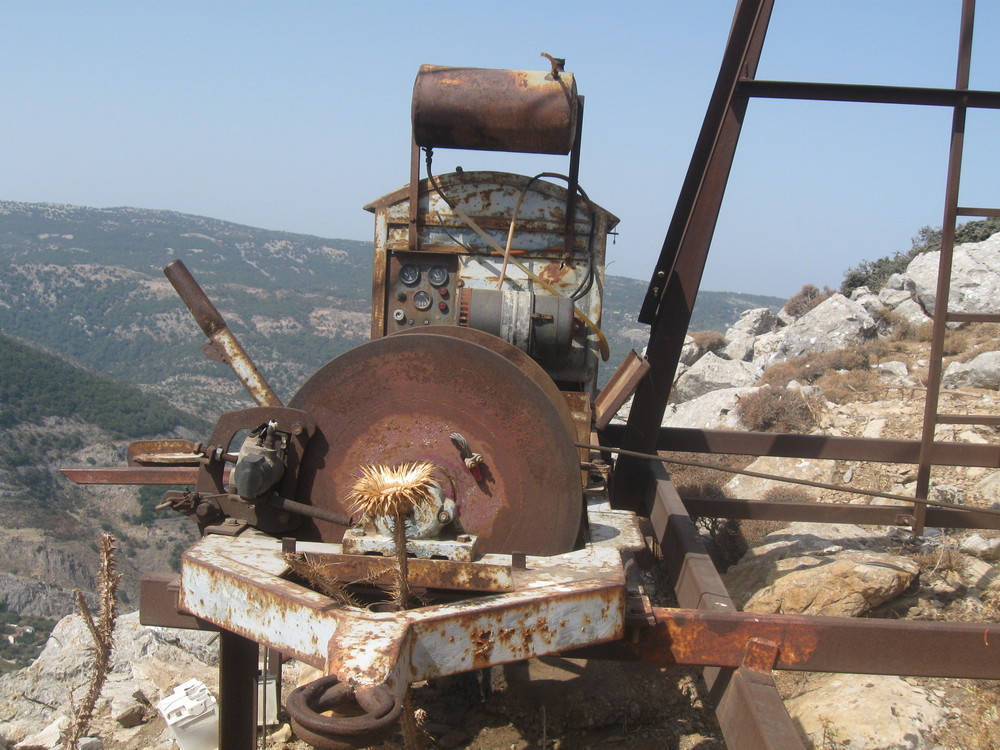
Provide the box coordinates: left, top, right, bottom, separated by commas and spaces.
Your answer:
737, 385, 817, 432
784, 284, 834, 318
689, 330, 728, 354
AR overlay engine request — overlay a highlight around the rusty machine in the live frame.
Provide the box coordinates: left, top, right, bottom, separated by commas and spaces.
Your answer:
65, 2, 1000, 748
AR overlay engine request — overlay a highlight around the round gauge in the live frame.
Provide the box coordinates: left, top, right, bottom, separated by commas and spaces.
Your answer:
428, 265, 449, 287
399, 263, 420, 286
412, 290, 432, 311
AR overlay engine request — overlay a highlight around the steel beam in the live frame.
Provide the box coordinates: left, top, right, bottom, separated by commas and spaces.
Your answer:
601, 425, 1000, 468
615, 0, 775, 510
645, 460, 806, 750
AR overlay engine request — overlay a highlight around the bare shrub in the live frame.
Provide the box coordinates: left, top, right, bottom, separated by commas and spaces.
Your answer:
759, 347, 870, 388
784, 284, 834, 319
689, 330, 728, 354
814, 369, 880, 403
761, 485, 816, 504
737, 385, 816, 432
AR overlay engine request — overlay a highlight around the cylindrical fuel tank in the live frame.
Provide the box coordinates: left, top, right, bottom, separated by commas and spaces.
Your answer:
412, 65, 578, 155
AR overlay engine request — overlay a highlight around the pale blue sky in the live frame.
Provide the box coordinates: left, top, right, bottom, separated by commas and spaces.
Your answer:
2, 2, 997, 297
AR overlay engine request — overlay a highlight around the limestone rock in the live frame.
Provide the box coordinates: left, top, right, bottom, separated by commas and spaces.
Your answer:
942, 350, 1000, 390
976, 470, 1000, 505
0, 611, 218, 742
784, 674, 946, 750
671, 352, 760, 403
903, 232, 1000, 315
739, 549, 919, 616
723, 456, 838, 500
890, 297, 932, 327
959, 533, 1000, 561
752, 294, 876, 367
723, 522, 916, 617
723, 308, 775, 361
660, 386, 759, 430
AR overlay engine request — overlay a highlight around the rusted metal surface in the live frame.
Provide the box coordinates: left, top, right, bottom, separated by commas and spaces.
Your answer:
287, 550, 513, 593
608, 607, 1000, 679
287, 333, 581, 556
287, 676, 402, 750
738, 79, 1000, 109
412, 66, 578, 155
600, 425, 1000, 468
593, 349, 650, 430
164, 259, 283, 408
61, 466, 204, 485
682, 496, 1000, 531
365, 171, 617, 391
913, 0, 978, 534
178, 512, 641, 689
219, 630, 258, 750
341, 528, 480, 563
126, 439, 203, 465
138, 573, 218, 631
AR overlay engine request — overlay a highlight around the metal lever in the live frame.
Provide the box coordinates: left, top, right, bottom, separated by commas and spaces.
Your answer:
163, 259, 283, 407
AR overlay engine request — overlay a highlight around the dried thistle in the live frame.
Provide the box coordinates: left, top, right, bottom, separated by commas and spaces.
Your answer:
63, 533, 120, 750
348, 461, 439, 519
349, 462, 437, 611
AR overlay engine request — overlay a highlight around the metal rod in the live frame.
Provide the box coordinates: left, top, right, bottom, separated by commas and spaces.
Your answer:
737, 79, 1000, 109
914, 0, 977, 534
164, 259, 283, 408
599, 424, 1000, 468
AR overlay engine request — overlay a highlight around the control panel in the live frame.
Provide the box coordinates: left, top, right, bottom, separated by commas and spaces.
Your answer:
388, 253, 459, 328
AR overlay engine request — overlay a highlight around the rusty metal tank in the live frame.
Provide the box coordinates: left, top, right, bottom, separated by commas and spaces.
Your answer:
412, 65, 579, 155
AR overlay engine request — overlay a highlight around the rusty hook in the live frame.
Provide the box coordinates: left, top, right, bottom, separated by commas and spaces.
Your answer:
286, 674, 403, 749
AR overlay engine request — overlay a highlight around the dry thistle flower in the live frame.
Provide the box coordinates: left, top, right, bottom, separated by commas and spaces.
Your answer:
349, 461, 439, 519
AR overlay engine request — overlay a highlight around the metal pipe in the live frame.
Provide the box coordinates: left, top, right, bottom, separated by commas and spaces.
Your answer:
164, 259, 283, 408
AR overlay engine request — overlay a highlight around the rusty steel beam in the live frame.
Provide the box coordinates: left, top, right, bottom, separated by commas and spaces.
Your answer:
643, 460, 806, 750
61, 466, 203, 485
164, 259, 283, 408
615, 0, 775, 512
219, 630, 258, 750
738, 79, 1000, 109
681, 497, 1000, 530
596, 608, 1000, 680
601, 425, 1000, 468
914, 0, 978, 534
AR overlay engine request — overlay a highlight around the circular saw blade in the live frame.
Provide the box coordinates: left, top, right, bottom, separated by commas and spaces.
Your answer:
288, 332, 582, 556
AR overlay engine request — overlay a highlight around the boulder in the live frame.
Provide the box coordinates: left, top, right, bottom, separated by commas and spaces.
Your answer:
891, 297, 933, 328
784, 674, 946, 750
723, 456, 838, 500
942, 351, 1000, 390
723, 523, 920, 617
678, 335, 700, 366
738, 549, 919, 616
902, 232, 1000, 315
752, 294, 876, 367
660, 386, 760, 430
671, 352, 761, 403
723, 308, 775, 361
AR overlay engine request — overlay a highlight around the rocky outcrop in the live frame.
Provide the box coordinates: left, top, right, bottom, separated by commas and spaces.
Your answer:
900, 232, 1000, 315
942, 350, 1000, 390
671, 353, 761, 403
0, 574, 96, 619
752, 294, 877, 366
0, 611, 218, 747
723, 523, 919, 617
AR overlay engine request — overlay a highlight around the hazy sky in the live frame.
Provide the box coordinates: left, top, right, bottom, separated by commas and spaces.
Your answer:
2, 2, 998, 297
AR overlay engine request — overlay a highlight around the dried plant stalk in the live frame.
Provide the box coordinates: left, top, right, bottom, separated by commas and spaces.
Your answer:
282, 552, 359, 606
62, 533, 120, 750
349, 463, 439, 750
349, 462, 437, 610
